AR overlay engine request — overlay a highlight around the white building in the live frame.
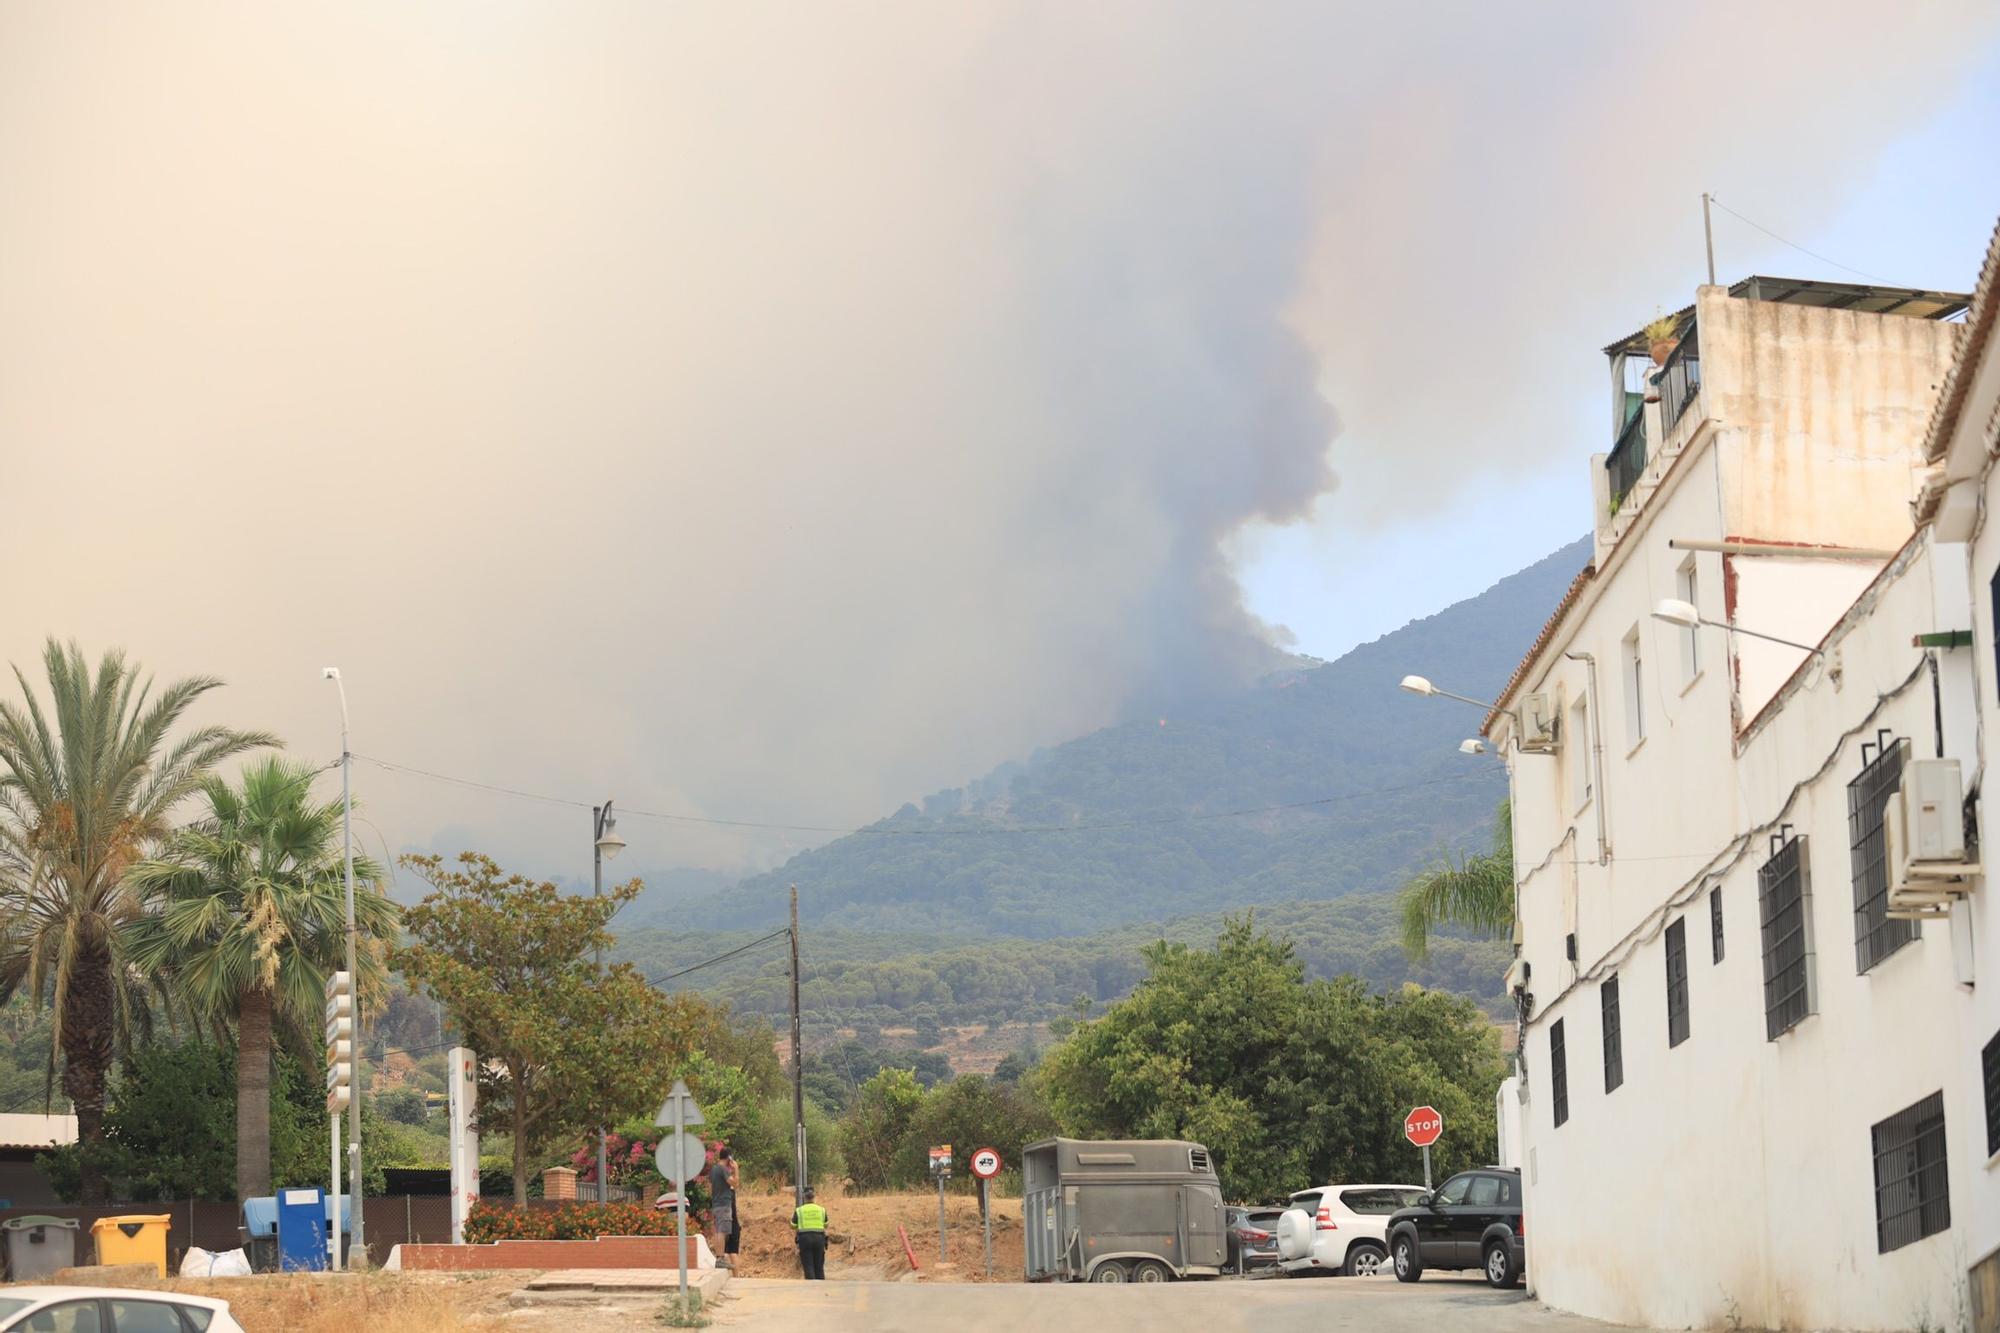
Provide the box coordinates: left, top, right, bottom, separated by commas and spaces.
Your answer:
1483, 249, 2000, 1331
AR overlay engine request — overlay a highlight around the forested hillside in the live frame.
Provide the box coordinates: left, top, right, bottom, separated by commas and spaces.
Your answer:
692, 536, 1588, 936
618, 894, 1511, 1034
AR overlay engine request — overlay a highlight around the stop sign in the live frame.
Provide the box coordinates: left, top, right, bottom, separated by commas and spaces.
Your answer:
1404, 1105, 1444, 1148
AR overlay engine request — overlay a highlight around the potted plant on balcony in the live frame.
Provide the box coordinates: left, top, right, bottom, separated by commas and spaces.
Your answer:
1644, 315, 1680, 366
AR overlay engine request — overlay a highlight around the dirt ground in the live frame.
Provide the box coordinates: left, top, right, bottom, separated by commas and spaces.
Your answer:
728, 1184, 1024, 1283
67, 1269, 538, 1333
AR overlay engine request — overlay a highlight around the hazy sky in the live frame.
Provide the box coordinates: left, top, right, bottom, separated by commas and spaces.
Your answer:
4, 3, 1997, 884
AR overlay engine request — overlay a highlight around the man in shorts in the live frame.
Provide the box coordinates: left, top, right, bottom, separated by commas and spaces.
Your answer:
707, 1146, 740, 1267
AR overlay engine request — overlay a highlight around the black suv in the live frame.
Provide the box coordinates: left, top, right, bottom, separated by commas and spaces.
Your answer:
1385, 1167, 1524, 1288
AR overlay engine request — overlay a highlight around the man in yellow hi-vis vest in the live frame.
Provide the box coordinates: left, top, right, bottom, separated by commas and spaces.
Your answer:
791, 1186, 829, 1280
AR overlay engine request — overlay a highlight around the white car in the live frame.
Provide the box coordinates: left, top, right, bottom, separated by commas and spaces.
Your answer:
1275, 1183, 1428, 1277
0, 1288, 244, 1333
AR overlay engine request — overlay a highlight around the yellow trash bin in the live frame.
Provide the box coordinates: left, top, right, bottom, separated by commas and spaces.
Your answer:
91, 1214, 172, 1276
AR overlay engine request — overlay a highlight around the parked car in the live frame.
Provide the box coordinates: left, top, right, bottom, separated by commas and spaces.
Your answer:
0, 1287, 245, 1333
1385, 1167, 1525, 1289
1273, 1183, 1427, 1277
1225, 1206, 1287, 1273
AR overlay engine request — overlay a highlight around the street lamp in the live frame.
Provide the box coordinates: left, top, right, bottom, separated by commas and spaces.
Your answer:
592, 802, 624, 1200
321, 668, 364, 1265
1458, 739, 1489, 755
1650, 598, 1824, 656
1399, 674, 1498, 711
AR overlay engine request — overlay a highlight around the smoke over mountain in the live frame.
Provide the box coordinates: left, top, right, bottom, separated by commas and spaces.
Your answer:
1, 2, 1992, 875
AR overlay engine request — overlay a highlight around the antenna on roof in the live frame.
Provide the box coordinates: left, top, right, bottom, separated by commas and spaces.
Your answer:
1702, 192, 1716, 286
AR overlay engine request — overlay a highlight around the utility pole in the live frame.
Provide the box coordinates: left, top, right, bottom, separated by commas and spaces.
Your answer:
1702, 191, 1716, 285
321, 669, 364, 1266
593, 803, 625, 1201
790, 884, 807, 1206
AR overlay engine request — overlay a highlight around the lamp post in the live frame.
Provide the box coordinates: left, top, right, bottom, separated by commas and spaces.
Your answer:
321, 668, 364, 1264
592, 802, 626, 1201
1650, 598, 1825, 655
1399, 674, 1498, 711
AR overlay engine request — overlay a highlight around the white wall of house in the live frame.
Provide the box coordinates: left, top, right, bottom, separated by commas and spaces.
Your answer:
1492, 285, 1977, 1330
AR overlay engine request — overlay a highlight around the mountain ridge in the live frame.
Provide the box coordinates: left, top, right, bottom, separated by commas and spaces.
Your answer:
685, 535, 1589, 937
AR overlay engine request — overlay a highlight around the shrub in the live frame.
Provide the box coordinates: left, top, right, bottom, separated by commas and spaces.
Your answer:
462, 1200, 708, 1245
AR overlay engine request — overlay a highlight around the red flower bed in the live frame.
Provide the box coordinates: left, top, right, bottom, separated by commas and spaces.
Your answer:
463, 1199, 707, 1244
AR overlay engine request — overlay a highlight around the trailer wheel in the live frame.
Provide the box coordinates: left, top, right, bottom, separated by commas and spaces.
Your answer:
1089, 1261, 1128, 1283
1129, 1260, 1172, 1284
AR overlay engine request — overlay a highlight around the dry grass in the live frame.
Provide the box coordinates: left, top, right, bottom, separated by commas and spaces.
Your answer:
157, 1270, 530, 1333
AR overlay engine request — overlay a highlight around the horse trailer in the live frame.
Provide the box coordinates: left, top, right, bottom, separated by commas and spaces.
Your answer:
1022, 1137, 1228, 1283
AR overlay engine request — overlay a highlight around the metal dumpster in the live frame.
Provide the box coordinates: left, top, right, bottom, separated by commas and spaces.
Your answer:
2, 1215, 79, 1281
1023, 1137, 1228, 1283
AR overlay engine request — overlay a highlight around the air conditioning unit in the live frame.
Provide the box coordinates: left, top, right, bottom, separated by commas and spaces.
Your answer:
1886, 758, 1979, 919
1517, 692, 1559, 754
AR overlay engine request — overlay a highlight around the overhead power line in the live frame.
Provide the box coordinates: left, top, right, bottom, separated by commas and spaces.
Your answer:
642, 929, 794, 988
1707, 196, 1891, 285
352, 751, 1494, 839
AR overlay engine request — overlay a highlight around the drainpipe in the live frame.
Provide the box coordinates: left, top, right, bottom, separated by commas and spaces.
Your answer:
1565, 651, 1610, 866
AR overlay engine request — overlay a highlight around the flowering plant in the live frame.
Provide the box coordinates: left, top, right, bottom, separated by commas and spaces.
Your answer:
463, 1199, 708, 1244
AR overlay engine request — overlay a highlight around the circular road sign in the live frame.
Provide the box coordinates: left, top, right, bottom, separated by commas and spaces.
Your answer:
969, 1146, 1003, 1181
655, 1129, 708, 1185
1404, 1105, 1444, 1148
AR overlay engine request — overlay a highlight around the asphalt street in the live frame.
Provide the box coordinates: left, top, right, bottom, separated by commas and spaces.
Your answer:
710, 1273, 1653, 1333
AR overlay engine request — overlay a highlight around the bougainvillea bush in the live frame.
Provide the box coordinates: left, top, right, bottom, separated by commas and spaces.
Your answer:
462, 1199, 708, 1244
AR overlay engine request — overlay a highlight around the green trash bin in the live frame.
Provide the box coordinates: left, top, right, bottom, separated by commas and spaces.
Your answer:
3, 1215, 80, 1282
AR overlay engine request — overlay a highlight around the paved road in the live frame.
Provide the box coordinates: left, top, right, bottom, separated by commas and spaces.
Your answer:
712, 1274, 1652, 1333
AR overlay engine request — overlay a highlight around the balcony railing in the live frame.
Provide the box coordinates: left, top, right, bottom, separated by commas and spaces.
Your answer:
1606, 405, 1646, 511
1655, 328, 1702, 437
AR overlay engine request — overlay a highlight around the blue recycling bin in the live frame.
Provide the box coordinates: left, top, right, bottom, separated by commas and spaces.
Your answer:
241, 1197, 281, 1273
275, 1186, 329, 1271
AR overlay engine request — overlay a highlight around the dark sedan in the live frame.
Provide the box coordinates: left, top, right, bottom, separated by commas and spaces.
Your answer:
1385, 1167, 1525, 1288
1226, 1206, 1287, 1274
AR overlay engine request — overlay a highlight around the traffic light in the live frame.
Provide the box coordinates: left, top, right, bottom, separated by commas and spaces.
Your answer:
325, 971, 354, 1113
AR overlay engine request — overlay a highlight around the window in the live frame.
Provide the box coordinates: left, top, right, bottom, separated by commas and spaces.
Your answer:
1621, 627, 1645, 747
1550, 1019, 1569, 1127
1340, 1188, 1425, 1214
1710, 887, 1724, 963
107, 1303, 189, 1333
1677, 557, 1701, 684
1992, 568, 2000, 704
1665, 918, 1689, 1046
1872, 1092, 1950, 1253
21, 1302, 103, 1333
1759, 832, 1816, 1039
1600, 976, 1623, 1092
1435, 1174, 1474, 1205
1984, 1030, 2000, 1158
1568, 696, 1591, 811
1850, 733, 1917, 972
1466, 1175, 1501, 1207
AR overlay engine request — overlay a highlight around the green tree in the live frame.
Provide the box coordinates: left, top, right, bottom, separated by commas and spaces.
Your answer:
126, 756, 396, 1202
393, 852, 714, 1203
0, 640, 272, 1200
1398, 799, 1515, 960
38, 1039, 328, 1202
839, 1066, 925, 1191
377, 1087, 430, 1126
1039, 917, 1504, 1199
903, 1075, 1055, 1188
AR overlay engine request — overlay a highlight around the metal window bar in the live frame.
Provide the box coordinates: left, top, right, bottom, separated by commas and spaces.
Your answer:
1550, 1019, 1569, 1128
1606, 406, 1647, 509
1664, 918, 1689, 1047
1655, 327, 1702, 436
1710, 887, 1724, 964
1872, 1091, 1949, 1254
1984, 1029, 2000, 1159
1759, 830, 1815, 1040
1849, 733, 1917, 972
1600, 976, 1623, 1094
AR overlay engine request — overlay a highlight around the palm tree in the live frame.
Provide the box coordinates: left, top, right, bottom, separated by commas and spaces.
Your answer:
0, 640, 274, 1200
1398, 799, 1515, 960
128, 756, 395, 1201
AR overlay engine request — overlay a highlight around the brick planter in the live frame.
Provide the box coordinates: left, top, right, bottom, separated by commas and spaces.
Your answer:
399, 1235, 712, 1271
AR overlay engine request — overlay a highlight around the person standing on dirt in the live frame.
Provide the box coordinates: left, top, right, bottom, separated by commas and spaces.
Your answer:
708, 1146, 741, 1268
791, 1186, 829, 1280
